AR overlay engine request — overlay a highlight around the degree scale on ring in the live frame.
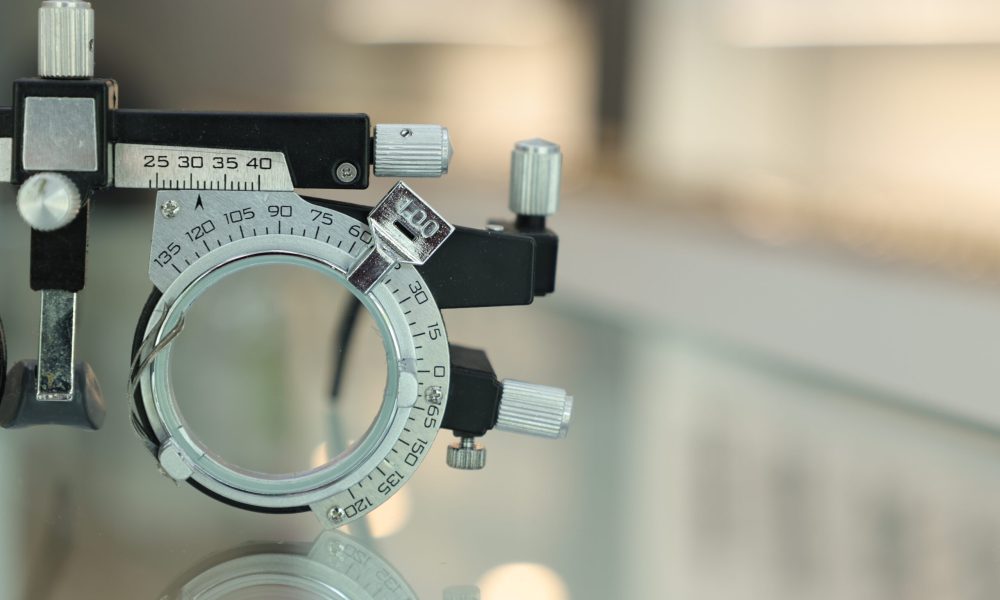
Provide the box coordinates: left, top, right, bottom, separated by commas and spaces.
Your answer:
132, 185, 454, 521
0, 0, 575, 529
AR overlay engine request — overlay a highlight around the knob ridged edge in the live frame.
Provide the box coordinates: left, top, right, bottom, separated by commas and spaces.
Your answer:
374, 124, 452, 178
508, 138, 562, 216
39, 0, 94, 79
17, 172, 82, 232
446, 438, 486, 470
496, 379, 573, 439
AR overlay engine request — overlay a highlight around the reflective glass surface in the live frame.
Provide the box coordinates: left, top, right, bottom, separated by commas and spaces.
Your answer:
2, 204, 1000, 599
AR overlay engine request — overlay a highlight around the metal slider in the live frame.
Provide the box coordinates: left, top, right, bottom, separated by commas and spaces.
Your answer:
348, 181, 455, 293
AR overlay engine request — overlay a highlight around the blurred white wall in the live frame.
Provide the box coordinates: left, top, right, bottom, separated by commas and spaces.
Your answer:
89, 0, 598, 184
627, 0, 1000, 275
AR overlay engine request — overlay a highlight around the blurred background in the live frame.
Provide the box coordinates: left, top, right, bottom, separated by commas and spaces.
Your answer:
4, 0, 1000, 598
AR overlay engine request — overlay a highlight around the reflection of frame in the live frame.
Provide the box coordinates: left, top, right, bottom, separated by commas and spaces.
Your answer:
715, 0, 1000, 46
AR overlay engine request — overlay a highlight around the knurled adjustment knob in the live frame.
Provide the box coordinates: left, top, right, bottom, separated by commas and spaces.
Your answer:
496, 379, 573, 439
39, 0, 95, 79
17, 172, 82, 232
374, 124, 453, 178
446, 437, 486, 470
509, 138, 562, 217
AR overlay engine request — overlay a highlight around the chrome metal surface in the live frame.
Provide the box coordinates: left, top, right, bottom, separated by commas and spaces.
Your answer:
496, 379, 573, 439
113, 144, 294, 192
16, 172, 81, 231
349, 181, 455, 293
157, 440, 194, 481
38, 0, 94, 78
0, 138, 11, 183
137, 190, 451, 524
366, 182, 454, 262
36, 289, 76, 402
170, 531, 417, 600
446, 437, 486, 470
348, 249, 394, 294
509, 138, 562, 216
373, 124, 452, 177
22, 97, 98, 172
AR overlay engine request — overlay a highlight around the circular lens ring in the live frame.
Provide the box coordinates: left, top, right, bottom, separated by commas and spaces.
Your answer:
154, 252, 403, 494
133, 234, 449, 518
159, 532, 417, 600
133, 193, 451, 524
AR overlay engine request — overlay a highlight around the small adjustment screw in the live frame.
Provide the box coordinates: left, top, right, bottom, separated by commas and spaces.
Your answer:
426, 385, 443, 403
446, 437, 486, 470
160, 199, 180, 219
335, 162, 358, 184
327, 506, 346, 524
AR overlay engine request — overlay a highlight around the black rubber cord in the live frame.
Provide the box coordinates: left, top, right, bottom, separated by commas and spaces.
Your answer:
0, 315, 6, 402
329, 296, 362, 403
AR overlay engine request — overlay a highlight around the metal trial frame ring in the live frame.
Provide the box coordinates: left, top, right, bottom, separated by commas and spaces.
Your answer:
161, 531, 417, 600
134, 234, 432, 514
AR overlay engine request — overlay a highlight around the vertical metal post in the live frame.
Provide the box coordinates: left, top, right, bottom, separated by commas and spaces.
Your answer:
36, 289, 76, 401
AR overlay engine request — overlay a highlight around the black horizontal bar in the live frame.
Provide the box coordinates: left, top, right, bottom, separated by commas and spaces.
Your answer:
113, 110, 371, 190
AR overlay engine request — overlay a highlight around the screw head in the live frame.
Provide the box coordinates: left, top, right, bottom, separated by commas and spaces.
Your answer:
161, 199, 180, 219
335, 162, 358, 184
327, 506, 346, 524
327, 541, 345, 556
427, 385, 443, 403
400, 128, 413, 137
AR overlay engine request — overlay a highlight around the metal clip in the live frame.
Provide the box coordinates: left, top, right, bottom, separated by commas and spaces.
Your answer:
348, 181, 455, 293
128, 305, 186, 397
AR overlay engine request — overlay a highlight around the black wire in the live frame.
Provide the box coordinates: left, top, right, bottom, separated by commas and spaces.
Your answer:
0, 314, 6, 401
329, 296, 362, 403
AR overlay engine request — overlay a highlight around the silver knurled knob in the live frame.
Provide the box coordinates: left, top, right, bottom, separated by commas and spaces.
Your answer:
39, 0, 95, 79
374, 124, 452, 178
446, 437, 486, 470
509, 138, 562, 216
17, 172, 82, 231
496, 380, 573, 439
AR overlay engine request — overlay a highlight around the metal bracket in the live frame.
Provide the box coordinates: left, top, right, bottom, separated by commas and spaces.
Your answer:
348, 181, 455, 293
37, 289, 76, 401
0, 289, 107, 430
